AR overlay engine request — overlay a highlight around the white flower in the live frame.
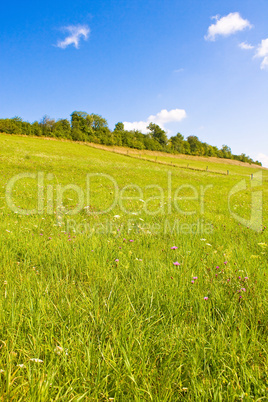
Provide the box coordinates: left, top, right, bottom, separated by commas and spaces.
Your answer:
114, 215, 120, 219
30, 358, 43, 363
17, 364, 26, 368
200, 238, 206, 241
54, 346, 68, 356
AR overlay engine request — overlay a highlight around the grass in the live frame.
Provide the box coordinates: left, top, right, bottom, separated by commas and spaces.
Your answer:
0, 133, 267, 401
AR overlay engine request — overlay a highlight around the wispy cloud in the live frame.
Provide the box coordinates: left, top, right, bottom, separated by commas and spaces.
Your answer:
255, 38, 268, 70
239, 42, 254, 50
205, 12, 252, 41
123, 109, 187, 133
173, 68, 184, 73
56, 24, 90, 49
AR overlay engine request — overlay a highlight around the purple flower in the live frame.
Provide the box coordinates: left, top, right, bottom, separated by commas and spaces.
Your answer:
241, 288, 246, 292
244, 277, 249, 280
224, 261, 227, 265
115, 259, 119, 262
193, 277, 198, 280
173, 262, 180, 266
216, 266, 219, 270
191, 280, 195, 284
171, 246, 178, 250
204, 297, 208, 300
129, 240, 134, 242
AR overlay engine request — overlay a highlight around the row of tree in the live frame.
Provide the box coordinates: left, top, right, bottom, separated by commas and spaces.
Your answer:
0, 112, 262, 165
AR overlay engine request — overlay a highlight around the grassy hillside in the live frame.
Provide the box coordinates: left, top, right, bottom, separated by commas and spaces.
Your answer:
0, 133, 267, 401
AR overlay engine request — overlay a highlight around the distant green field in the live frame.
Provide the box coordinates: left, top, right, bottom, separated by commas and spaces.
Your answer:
0, 133, 267, 401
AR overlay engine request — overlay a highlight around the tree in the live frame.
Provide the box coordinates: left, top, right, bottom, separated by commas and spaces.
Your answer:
40, 115, 55, 137
169, 132, 185, 153
114, 122, 124, 131
187, 135, 202, 155
221, 145, 232, 159
147, 123, 168, 147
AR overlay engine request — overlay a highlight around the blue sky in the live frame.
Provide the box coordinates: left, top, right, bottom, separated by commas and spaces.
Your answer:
1, 0, 268, 165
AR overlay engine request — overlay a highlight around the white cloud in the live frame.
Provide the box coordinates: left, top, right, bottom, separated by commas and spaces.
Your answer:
123, 109, 187, 133
256, 153, 268, 168
56, 24, 90, 49
173, 68, 184, 73
123, 121, 149, 132
205, 12, 252, 41
255, 38, 268, 70
239, 42, 254, 50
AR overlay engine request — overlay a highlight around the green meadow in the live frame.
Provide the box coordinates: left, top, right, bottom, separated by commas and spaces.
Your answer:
0, 133, 267, 401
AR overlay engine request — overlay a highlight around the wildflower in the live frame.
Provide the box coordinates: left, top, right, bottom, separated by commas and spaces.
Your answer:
204, 297, 208, 300
30, 358, 43, 363
171, 246, 178, 250
200, 239, 206, 241
244, 277, 248, 280
191, 280, 194, 284
241, 288, 246, 292
173, 262, 180, 266
114, 215, 120, 219
0, 369, 5, 374
193, 277, 198, 280
17, 364, 26, 368
216, 266, 219, 270
115, 259, 119, 262
224, 261, 227, 265
129, 239, 134, 242
54, 345, 67, 355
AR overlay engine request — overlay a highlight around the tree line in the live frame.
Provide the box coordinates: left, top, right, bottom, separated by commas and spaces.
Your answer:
0, 112, 262, 165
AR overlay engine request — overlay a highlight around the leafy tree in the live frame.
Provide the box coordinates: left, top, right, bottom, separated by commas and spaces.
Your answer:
187, 135, 202, 155
114, 122, 124, 131
147, 123, 168, 147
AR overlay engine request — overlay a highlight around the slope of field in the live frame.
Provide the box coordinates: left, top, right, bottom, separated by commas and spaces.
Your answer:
0, 133, 267, 401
